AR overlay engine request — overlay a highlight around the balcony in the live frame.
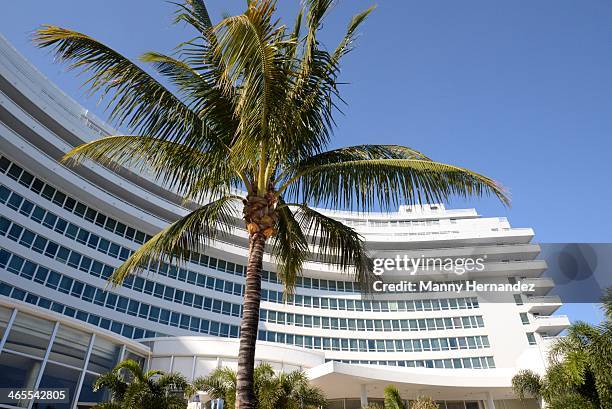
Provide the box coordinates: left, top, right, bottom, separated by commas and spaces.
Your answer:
533, 315, 570, 336
521, 277, 555, 296
526, 295, 562, 315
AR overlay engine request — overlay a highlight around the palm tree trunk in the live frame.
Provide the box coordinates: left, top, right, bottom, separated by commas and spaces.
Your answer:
236, 232, 266, 409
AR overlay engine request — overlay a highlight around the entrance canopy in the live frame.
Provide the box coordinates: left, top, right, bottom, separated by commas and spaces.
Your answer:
307, 361, 518, 402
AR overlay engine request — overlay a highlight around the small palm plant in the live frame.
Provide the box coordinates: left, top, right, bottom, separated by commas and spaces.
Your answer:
512, 288, 612, 409
93, 359, 189, 409
34, 1, 508, 408
383, 385, 405, 409
409, 396, 439, 409
362, 387, 438, 409
192, 363, 326, 409
274, 369, 328, 409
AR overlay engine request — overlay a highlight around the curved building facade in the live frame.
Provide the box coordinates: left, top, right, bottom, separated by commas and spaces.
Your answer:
0, 34, 568, 409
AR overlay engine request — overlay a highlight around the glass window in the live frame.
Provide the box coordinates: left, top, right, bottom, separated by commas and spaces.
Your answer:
154, 283, 165, 298
42, 212, 58, 229
56, 246, 70, 262
79, 372, 109, 404
0, 217, 9, 235
7, 193, 24, 210
18, 230, 35, 247
40, 184, 56, 199
38, 362, 80, 409
0, 351, 42, 390
32, 236, 48, 253
3, 312, 55, 358
7, 224, 24, 241
467, 337, 477, 349
58, 276, 73, 294
85, 208, 97, 223
115, 222, 126, 236
527, 332, 537, 345
19, 200, 34, 216
20, 260, 36, 279
0, 186, 9, 203
104, 218, 116, 232
49, 324, 91, 368
88, 336, 122, 374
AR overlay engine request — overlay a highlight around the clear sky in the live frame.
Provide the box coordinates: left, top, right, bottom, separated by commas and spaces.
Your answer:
2, 1, 610, 324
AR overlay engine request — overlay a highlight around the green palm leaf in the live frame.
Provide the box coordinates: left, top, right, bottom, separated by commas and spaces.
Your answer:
181, 0, 213, 31
383, 385, 404, 409
512, 370, 543, 400
291, 204, 373, 287
109, 195, 240, 285
281, 158, 509, 211
63, 135, 227, 193
271, 199, 309, 296
193, 367, 237, 408
33, 26, 214, 148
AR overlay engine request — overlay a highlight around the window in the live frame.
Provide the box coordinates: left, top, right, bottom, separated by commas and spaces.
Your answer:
527, 332, 537, 345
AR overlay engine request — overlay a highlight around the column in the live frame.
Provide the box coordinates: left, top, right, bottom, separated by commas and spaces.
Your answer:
485, 392, 496, 409
72, 333, 96, 409
360, 384, 368, 407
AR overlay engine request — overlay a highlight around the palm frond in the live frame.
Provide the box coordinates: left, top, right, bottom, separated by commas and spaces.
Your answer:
281, 158, 509, 211
93, 372, 127, 398
254, 363, 280, 409
277, 144, 432, 183
383, 385, 404, 409
213, 1, 283, 122
300, 0, 334, 79
155, 372, 190, 391
109, 195, 240, 285
333, 5, 376, 61
271, 198, 309, 297
33, 26, 215, 148
140, 50, 238, 147
63, 135, 230, 195
548, 321, 599, 363
113, 359, 147, 383
281, 1, 375, 167
138, 51, 202, 100
286, 204, 373, 291
284, 6, 303, 63
193, 367, 237, 408
512, 370, 543, 400
212, 1, 291, 172
185, 0, 213, 31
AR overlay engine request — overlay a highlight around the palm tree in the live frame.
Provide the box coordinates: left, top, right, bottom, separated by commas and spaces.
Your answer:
34, 1, 508, 408
383, 385, 405, 409
192, 363, 326, 409
92, 359, 189, 409
512, 288, 612, 409
274, 369, 327, 409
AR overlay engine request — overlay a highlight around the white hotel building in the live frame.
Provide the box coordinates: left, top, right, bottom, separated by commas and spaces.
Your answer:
0, 34, 569, 409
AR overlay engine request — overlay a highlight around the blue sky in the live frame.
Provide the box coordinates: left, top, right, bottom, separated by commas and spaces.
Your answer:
2, 1, 610, 324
